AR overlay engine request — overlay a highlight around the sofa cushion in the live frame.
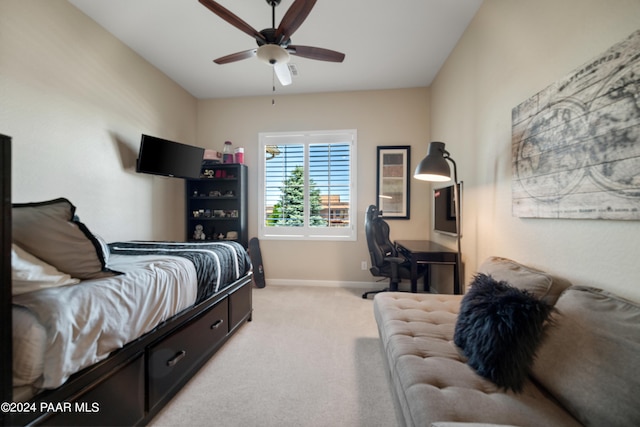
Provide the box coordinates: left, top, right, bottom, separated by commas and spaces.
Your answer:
531, 286, 640, 426
478, 256, 571, 305
454, 274, 552, 392
12, 198, 120, 280
374, 292, 582, 427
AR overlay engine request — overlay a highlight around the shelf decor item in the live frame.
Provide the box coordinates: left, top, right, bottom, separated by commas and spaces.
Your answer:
203, 149, 221, 163
193, 224, 205, 240
234, 147, 244, 164
222, 141, 234, 164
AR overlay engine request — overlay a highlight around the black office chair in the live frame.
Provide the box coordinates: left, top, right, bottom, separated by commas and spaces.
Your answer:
362, 204, 424, 299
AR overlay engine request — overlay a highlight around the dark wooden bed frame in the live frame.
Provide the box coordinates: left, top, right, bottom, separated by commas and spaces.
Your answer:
0, 134, 254, 426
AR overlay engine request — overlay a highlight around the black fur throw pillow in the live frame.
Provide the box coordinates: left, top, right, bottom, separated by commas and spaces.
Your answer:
454, 273, 553, 392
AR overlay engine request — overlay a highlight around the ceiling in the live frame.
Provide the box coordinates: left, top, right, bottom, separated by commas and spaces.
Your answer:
68, 0, 483, 99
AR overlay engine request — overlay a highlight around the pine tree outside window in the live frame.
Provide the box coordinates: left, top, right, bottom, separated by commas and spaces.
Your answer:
258, 130, 357, 240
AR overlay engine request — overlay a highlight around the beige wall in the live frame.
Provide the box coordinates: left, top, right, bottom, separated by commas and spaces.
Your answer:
429, 0, 640, 301
4, 0, 638, 297
1, 1, 431, 289
197, 89, 431, 286
1, 0, 197, 242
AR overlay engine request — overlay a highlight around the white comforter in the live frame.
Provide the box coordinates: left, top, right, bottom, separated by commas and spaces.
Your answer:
12, 254, 197, 390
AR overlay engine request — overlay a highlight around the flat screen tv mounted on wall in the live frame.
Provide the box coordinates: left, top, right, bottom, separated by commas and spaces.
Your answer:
136, 134, 204, 179
433, 183, 462, 237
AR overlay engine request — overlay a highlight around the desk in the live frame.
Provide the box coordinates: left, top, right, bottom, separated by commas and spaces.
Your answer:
395, 240, 460, 294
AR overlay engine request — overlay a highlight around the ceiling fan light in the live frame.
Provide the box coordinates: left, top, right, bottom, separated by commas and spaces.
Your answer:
257, 44, 290, 65
274, 62, 292, 86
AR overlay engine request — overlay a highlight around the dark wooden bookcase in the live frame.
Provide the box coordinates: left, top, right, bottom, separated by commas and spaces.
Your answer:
185, 164, 248, 248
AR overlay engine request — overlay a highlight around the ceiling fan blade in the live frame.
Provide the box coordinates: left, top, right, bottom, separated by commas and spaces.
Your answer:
288, 45, 345, 62
275, 0, 317, 42
199, 0, 266, 43
214, 49, 257, 64
274, 62, 292, 86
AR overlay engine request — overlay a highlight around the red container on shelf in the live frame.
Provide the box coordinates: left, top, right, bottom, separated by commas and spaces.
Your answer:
234, 147, 244, 164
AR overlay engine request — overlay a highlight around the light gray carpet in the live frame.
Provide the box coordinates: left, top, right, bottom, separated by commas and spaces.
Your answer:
149, 285, 398, 427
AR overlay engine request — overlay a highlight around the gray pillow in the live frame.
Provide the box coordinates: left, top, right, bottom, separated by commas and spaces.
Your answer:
531, 286, 640, 426
12, 198, 119, 280
478, 256, 571, 305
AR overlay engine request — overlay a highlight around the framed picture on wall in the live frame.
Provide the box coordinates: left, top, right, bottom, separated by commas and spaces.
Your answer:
376, 145, 410, 219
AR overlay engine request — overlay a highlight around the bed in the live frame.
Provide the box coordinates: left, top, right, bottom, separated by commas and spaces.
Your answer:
5, 196, 253, 426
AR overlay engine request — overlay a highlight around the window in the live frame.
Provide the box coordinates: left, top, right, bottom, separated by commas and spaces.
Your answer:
258, 130, 357, 240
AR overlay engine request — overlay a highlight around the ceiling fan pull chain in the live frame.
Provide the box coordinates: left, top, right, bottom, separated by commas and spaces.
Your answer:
272, 68, 276, 105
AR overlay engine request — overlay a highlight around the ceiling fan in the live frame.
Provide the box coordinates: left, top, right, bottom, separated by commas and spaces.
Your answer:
198, 0, 345, 86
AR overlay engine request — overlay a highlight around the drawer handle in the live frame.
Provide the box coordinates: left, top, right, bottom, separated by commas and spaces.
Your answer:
167, 350, 186, 367
211, 319, 224, 329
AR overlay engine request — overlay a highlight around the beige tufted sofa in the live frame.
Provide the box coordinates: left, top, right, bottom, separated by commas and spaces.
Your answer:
373, 257, 640, 427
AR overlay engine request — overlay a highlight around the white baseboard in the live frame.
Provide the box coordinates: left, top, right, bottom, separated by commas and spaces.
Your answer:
265, 279, 385, 289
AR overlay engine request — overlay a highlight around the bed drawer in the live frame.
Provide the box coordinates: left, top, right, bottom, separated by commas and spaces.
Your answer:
229, 279, 252, 331
148, 298, 229, 409
39, 353, 145, 426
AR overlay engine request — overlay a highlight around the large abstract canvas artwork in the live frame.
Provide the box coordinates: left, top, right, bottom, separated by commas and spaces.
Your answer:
512, 30, 640, 220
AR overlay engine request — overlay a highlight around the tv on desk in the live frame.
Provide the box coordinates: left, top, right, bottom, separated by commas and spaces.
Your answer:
433, 183, 462, 236
136, 134, 204, 179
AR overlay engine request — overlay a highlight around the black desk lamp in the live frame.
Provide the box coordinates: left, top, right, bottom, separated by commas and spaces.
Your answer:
414, 141, 463, 294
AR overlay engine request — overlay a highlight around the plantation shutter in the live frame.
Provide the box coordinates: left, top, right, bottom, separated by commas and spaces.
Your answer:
259, 130, 357, 240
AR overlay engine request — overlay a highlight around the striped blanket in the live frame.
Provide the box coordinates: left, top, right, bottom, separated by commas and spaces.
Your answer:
109, 241, 252, 303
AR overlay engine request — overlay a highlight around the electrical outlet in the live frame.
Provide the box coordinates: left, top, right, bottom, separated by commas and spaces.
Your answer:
361, 261, 368, 271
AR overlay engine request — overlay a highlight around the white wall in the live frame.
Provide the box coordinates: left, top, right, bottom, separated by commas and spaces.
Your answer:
0, 0, 197, 242
197, 89, 431, 285
429, 0, 640, 301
